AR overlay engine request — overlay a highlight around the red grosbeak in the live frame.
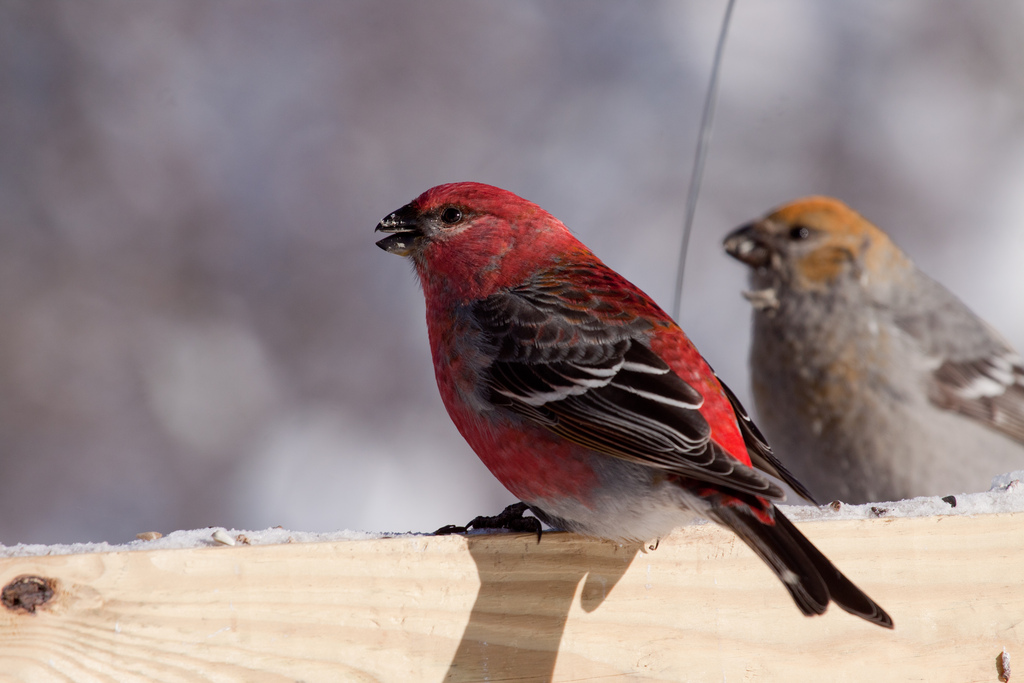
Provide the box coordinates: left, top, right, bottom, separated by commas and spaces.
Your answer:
725, 196, 1024, 503
376, 182, 892, 628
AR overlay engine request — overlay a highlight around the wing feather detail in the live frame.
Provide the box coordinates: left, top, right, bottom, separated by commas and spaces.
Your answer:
473, 282, 784, 500
894, 282, 1024, 446
931, 351, 1024, 444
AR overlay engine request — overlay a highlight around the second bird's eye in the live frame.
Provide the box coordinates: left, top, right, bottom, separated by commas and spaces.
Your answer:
789, 225, 811, 240
440, 207, 463, 225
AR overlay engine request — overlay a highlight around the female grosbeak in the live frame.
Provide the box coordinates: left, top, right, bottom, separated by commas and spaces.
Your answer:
725, 197, 1024, 504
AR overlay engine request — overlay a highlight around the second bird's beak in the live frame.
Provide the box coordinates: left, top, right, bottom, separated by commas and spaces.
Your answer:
375, 204, 423, 257
723, 222, 772, 269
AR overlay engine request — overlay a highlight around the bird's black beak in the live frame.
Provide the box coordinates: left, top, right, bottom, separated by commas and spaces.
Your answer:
375, 203, 423, 256
723, 222, 772, 269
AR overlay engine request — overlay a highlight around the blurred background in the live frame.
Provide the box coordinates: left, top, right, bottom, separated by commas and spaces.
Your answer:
1, 1, 1023, 544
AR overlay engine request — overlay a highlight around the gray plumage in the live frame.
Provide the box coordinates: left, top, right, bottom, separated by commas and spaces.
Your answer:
724, 196, 1024, 503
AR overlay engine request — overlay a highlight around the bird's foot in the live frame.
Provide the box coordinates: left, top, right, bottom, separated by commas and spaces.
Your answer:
434, 502, 543, 542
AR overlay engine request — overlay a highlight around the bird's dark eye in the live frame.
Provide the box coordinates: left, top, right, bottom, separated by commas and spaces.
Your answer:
440, 207, 463, 225
789, 225, 811, 240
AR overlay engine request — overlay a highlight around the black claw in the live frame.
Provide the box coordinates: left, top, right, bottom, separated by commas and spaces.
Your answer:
468, 501, 548, 540
436, 502, 543, 542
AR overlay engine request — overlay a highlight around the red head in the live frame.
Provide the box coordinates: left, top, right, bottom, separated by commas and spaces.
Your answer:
375, 182, 591, 301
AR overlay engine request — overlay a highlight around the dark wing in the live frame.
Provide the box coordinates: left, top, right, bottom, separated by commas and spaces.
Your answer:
893, 274, 1024, 445
717, 378, 819, 503
473, 282, 784, 500
930, 350, 1024, 445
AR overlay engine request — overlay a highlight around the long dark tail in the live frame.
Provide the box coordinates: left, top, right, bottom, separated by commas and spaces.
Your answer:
711, 504, 894, 629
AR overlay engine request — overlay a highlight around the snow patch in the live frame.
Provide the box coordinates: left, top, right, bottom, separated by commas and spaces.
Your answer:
781, 470, 1024, 522
0, 527, 405, 559
2, 471, 1021, 558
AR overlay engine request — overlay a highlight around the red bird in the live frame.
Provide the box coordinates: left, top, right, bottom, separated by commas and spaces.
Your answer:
375, 182, 892, 628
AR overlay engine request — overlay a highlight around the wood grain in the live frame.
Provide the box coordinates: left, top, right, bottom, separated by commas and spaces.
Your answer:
0, 513, 1021, 682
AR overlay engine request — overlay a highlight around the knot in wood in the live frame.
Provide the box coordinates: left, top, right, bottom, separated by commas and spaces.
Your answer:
2, 575, 56, 614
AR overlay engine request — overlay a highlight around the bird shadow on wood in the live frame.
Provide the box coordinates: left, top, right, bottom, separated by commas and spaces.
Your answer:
444, 532, 637, 682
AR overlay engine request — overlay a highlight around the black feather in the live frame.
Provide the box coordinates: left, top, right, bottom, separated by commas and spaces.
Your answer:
717, 379, 819, 503
710, 504, 893, 628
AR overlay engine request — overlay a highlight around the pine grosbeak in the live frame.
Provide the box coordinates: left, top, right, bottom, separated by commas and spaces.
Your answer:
725, 196, 1024, 504
376, 182, 891, 628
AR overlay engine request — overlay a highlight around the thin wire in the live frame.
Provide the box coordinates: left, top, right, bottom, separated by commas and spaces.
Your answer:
671, 0, 737, 322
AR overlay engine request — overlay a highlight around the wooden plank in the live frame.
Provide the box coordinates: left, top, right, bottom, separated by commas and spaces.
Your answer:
0, 513, 1021, 682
